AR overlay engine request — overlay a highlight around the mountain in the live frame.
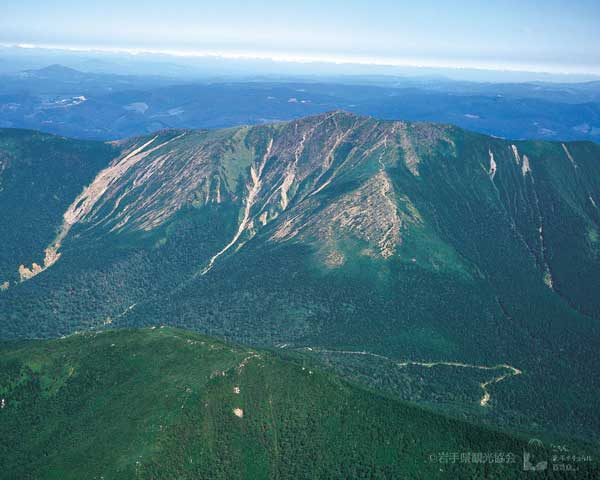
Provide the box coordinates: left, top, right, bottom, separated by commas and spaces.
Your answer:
2, 68, 600, 142
1, 327, 594, 479
21, 64, 88, 81
1, 112, 600, 444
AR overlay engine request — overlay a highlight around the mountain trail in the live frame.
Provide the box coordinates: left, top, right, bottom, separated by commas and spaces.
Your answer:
297, 347, 521, 407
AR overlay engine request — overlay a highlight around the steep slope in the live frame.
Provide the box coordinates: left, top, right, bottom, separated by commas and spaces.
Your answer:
1, 327, 595, 479
1, 112, 600, 443
0, 129, 115, 285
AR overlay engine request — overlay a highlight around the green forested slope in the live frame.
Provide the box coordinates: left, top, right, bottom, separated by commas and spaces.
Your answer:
1, 113, 600, 444
0, 129, 116, 284
1, 327, 595, 479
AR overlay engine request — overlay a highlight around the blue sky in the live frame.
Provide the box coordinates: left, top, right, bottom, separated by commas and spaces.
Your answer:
2, 0, 599, 73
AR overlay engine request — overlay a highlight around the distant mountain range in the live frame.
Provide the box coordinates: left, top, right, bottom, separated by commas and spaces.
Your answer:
1, 65, 599, 143
1, 112, 600, 449
2, 44, 600, 82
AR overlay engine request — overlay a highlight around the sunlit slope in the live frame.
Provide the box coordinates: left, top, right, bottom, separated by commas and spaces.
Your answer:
1, 112, 600, 441
0, 327, 592, 480
0, 129, 115, 284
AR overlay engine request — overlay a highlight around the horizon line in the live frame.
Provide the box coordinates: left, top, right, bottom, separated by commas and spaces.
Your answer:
3, 42, 600, 78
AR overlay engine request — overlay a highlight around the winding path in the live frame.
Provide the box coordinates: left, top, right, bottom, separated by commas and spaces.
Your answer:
297, 347, 522, 407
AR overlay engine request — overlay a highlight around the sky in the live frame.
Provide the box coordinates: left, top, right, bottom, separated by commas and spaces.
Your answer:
2, 0, 600, 74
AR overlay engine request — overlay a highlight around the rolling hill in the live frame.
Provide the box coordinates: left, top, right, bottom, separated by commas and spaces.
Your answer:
1, 327, 595, 479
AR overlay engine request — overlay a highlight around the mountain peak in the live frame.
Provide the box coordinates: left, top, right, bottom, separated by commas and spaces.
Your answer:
23, 64, 85, 79
10, 111, 462, 282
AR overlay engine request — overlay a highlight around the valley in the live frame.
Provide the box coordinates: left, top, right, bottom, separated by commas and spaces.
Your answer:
294, 346, 522, 408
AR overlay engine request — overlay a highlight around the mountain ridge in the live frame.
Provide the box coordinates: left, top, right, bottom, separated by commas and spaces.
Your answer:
11, 109, 597, 284
1, 112, 600, 443
4, 326, 595, 479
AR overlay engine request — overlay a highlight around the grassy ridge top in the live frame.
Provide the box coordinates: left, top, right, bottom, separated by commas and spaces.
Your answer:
0, 327, 594, 479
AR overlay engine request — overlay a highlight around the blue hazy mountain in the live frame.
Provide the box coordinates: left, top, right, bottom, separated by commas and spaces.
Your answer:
1, 65, 599, 143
